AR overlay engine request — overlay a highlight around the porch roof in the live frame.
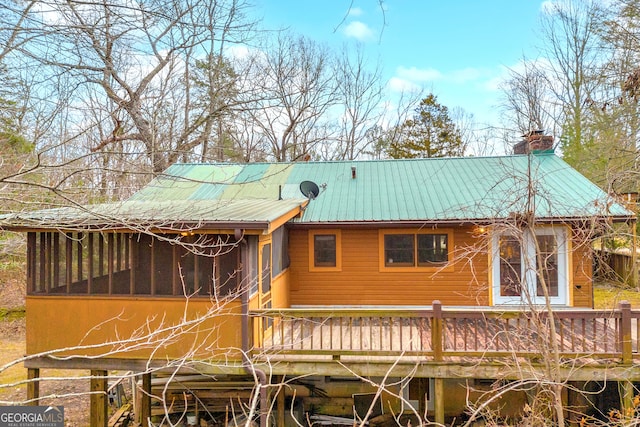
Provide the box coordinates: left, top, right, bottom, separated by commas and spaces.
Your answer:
0, 198, 307, 232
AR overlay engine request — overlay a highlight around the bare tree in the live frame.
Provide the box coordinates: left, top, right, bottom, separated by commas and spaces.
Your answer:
500, 57, 558, 137
333, 43, 385, 160
245, 33, 338, 161
539, 0, 605, 164
5, 0, 256, 174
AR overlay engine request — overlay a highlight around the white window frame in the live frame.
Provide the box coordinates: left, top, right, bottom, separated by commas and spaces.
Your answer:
491, 226, 569, 306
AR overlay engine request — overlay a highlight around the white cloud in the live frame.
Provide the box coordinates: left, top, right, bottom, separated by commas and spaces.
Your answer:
388, 64, 512, 102
396, 66, 443, 82
482, 57, 554, 91
348, 7, 364, 17
394, 66, 491, 86
483, 65, 511, 92
225, 45, 252, 60
450, 68, 487, 84
343, 21, 374, 41
540, 0, 557, 15
387, 77, 422, 93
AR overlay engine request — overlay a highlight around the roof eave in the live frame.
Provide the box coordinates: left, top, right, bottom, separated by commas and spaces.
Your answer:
287, 215, 636, 228
0, 201, 308, 234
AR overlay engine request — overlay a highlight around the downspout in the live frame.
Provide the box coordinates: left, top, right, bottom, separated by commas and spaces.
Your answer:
241, 240, 268, 427
632, 218, 638, 288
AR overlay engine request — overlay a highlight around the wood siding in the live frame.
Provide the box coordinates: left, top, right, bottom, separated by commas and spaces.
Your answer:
572, 239, 594, 308
271, 270, 290, 308
26, 296, 243, 360
289, 226, 593, 307
289, 227, 490, 306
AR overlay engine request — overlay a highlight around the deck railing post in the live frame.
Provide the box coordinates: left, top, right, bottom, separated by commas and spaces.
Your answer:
620, 301, 632, 364
432, 301, 443, 361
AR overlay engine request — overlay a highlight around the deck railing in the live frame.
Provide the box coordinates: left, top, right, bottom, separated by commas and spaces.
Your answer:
250, 301, 640, 363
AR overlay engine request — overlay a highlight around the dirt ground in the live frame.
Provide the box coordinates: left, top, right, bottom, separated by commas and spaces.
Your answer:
0, 257, 95, 426
0, 318, 93, 426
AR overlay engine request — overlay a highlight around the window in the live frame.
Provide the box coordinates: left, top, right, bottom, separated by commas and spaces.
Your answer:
261, 243, 271, 294
271, 227, 289, 277
379, 229, 453, 272
308, 230, 342, 271
492, 227, 568, 305
384, 234, 414, 266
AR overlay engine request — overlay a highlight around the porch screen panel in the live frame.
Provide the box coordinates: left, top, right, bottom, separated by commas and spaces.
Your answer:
245, 236, 259, 297
499, 236, 522, 297
154, 239, 174, 295
80, 233, 90, 286
271, 227, 289, 276
261, 243, 271, 294
196, 255, 214, 297
216, 246, 240, 297
536, 234, 559, 297
177, 246, 195, 295
33, 232, 43, 293
27, 232, 35, 293
112, 233, 132, 294
50, 233, 67, 293
134, 234, 152, 295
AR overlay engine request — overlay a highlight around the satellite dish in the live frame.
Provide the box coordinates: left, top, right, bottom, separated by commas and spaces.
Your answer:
299, 181, 320, 199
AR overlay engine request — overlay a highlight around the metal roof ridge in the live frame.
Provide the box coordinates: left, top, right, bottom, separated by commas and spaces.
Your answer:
168, 154, 561, 168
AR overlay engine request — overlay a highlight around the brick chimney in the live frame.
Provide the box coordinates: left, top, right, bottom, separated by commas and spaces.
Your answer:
513, 130, 554, 154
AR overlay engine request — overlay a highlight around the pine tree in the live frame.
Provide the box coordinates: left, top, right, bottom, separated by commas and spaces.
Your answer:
387, 94, 465, 159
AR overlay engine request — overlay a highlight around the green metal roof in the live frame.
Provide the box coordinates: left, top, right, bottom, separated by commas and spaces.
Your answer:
127, 154, 632, 224
0, 154, 632, 231
0, 199, 306, 230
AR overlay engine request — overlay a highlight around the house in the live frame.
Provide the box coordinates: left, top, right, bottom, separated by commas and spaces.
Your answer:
1, 147, 638, 426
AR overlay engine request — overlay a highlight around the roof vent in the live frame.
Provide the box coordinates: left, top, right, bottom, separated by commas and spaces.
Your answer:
299, 181, 320, 199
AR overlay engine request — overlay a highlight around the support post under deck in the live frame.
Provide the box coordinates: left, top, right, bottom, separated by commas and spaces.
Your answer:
140, 373, 152, 427
90, 370, 108, 427
621, 380, 635, 417
434, 378, 445, 425
277, 376, 285, 427
26, 368, 40, 406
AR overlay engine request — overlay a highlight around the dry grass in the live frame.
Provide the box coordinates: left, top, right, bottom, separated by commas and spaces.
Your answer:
0, 258, 91, 426
0, 320, 27, 403
0, 318, 92, 426
593, 281, 640, 309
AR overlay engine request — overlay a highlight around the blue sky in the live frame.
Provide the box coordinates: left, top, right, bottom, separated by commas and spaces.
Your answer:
255, 1, 550, 129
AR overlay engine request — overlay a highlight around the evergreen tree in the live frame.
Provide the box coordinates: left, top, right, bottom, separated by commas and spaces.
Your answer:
387, 94, 465, 159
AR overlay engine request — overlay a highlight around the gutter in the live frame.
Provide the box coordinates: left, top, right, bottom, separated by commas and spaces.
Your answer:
287, 216, 637, 229
241, 267, 268, 427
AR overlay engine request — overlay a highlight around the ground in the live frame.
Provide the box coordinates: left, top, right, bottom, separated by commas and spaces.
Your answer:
593, 281, 640, 308
0, 318, 92, 426
0, 256, 93, 426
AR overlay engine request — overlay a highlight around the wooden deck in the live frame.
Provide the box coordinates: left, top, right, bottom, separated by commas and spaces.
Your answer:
250, 302, 638, 363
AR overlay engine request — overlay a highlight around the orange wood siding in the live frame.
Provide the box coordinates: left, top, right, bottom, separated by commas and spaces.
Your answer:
26, 296, 243, 360
571, 240, 594, 308
290, 226, 594, 307
289, 227, 490, 306
271, 270, 290, 308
